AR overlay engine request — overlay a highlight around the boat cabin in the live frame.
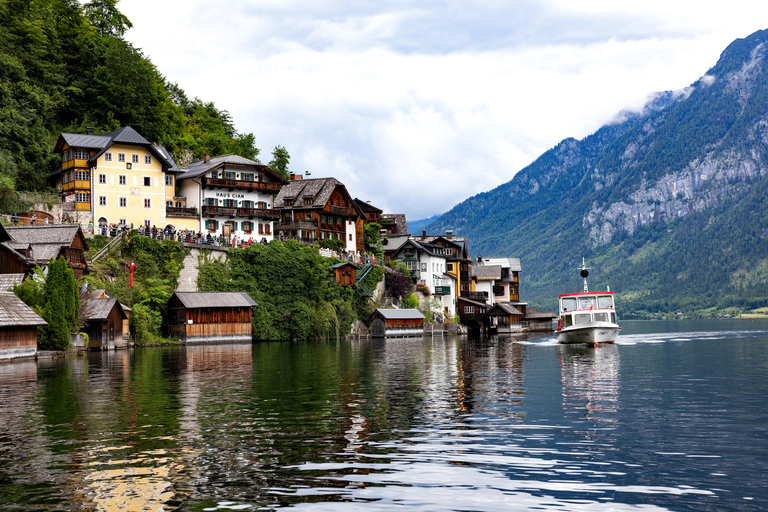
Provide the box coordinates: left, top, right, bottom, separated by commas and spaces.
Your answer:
558, 292, 617, 328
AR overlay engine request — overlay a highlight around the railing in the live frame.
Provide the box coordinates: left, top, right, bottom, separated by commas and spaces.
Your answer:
327, 206, 354, 216
202, 205, 280, 219
279, 235, 317, 244
166, 207, 198, 217
277, 220, 317, 231
463, 291, 489, 301
202, 177, 281, 192
434, 286, 451, 295
91, 234, 123, 263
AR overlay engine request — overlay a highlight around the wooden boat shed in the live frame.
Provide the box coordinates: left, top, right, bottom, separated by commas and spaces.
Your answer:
167, 291, 257, 344
487, 302, 524, 333
0, 291, 47, 360
330, 262, 357, 286
370, 308, 425, 337
82, 298, 129, 350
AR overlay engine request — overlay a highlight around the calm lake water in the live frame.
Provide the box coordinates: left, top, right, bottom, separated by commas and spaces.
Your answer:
1, 319, 768, 511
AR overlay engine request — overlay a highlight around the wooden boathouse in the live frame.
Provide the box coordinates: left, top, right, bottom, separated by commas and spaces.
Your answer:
331, 262, 357, 286
82, 298, 129, 350
487, 303, 524, 333
0, 291, 47, 360
167, 291, 257, 344
370, 309, 425, 337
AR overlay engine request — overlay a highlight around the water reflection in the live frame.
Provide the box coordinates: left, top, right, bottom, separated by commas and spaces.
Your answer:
558, 344, 620, 424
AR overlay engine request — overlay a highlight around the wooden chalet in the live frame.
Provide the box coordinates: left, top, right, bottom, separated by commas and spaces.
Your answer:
353, 198, 383, 223
167, 291, 257, 344
83, 298, 129, 350
523, 306, 557, 331
331, 262, 357, 286
273, 177, 364, 253
0, 224, 89, 278
370, 309, 425, 337
458, 297, 488, 331
0, 291, 47, 360
487, 303, 524, 333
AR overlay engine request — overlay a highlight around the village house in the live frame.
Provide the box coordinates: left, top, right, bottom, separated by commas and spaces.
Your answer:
82, 297, 129, 350
0, 291, 47, 360
176, 153, 288, 242
0, 224, 90, 278
273, 177, 364, 254
353, 198, 383, 223
166, 291, 257, 343
51, 126, 194, 232
389, 237, 456, 318
379, 213, 409, 236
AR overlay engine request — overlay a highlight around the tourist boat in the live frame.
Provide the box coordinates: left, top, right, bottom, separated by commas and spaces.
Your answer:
555, 259, 621, 345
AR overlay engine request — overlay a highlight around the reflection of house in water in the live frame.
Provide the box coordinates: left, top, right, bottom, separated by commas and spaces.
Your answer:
558, 345, 620, 424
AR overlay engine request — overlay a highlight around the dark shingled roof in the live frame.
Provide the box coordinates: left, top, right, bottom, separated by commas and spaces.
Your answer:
375, 308, 425, 320
471, 264, 502, 280
176, 153, 286, 182
487, 303, 523, 317
172, 291, 257, 309
353, 198, 383, 214
0, 292, 47, 327
273, 177, 354, 211
83, 298, 127, 321
380, 214, 409, 236
4, 225, 87, 264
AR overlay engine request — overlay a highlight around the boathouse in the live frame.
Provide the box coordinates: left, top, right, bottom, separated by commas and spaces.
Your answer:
83, 298, 129, 350
331, 262, 357, 286
487, 303, 524, 333
370, 309, 425, 337
0, 291, 47, 360
167, 291, 257, 344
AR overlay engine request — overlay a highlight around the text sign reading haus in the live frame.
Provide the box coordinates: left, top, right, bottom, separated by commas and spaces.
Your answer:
215, 192, 245, 199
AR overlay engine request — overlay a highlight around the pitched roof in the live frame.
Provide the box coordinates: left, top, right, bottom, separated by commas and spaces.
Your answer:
380, 213, 409, 235
83, 298, 127, 321
353, 198, 383, 214
374, 308, 425, 320
472, 264, 502, 280
176, 153, 285, 182
0, 292, 47, 327
273, 177, 353, 211
330, 262, 356, 269
4, 225, 87, 263
487, 303, 523, 316
481, 257, 522, 272
54, 126, 176, 170
171, 291, 257, 309
0, 274, 24, 291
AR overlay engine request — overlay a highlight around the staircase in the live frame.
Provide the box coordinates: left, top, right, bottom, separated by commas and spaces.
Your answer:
356, 263, 375, 300
90, 234, 123, 263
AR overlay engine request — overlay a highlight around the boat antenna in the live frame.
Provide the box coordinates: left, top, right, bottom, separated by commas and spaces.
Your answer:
580, 257, 591, 293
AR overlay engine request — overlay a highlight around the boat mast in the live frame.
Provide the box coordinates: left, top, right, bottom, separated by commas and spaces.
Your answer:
580, 257, 590, 293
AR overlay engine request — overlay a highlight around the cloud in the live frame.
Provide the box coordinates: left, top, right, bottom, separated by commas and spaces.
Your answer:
118, 0, 768, 220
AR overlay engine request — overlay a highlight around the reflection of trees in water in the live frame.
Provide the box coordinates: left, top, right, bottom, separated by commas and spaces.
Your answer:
558, 344, 620, 425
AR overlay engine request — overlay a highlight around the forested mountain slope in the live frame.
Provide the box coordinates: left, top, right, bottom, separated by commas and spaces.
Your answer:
428, 29, 768, 316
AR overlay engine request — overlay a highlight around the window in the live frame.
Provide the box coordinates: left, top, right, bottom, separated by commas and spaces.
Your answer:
561, 298, 577, 311
118, 153, 126, 163
144, 219, 151, 228
597, 296, 613, 309
223, 199, 235, 208
76, 192, 90, 203
119, 175, 126, 185
226, 220, 236, 231
258, 223, 264, 235
119, 197, 127, 208
464, 306, 475, 314
574, 313, 591, 325
132, 154, 139, 164
75, 170, 90, 181
206, 219, 218, 231
144, 198, 151, 208
98, 196, 106, 206
447, 263, 454, 272
493, 285, 505, 297
145, 155, 152, 165
98, 174, 106, 184
241, 173, 253, 181
264, 223, 271, 234
225, 172, 236, 180
205, 198, 216, 206
119, 219, 126, 226
165, 175, 173, 186
578, 297, 594, 310
105, 152, 113, 162
242, 221, 253, 233
242, 200, 253, 208
420, 262, 427, 272
593, 312, 608, 322
74, 149, 89, 159
167, 201, 173, 207
143, 177, 151, 187
349, 234, 352, 241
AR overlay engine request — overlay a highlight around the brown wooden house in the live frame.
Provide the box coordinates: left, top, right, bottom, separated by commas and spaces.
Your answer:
457, 297, 488, 331
487, 303, 524, 333
83, 298, 129, 350
0, 291, 47, 360
370, 309, 425, 337
167, 291, 257, 344
0, 224, 89, 278
331, 262, 357, 286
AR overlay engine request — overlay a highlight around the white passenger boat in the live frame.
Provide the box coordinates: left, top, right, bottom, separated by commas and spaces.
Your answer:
555, 259, 621, 345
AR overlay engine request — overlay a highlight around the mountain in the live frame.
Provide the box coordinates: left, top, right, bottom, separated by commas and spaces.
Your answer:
408, 214, 443, 234
427, 29, 768, 317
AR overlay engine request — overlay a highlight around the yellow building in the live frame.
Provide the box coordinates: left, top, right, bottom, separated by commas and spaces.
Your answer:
53, 126, 198, 232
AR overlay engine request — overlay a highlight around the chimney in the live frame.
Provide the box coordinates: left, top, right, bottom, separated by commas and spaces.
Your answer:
422, 229, 427, 240
204, 152, 210, 163
290, 173, 303, 180
86, 127, 95, 135
446, 230, 453, 239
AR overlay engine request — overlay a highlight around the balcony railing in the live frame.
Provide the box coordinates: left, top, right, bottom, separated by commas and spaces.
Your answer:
463, 291, 489, 301
434, 286, 451, 295
202, 205, 280, 219
202, 177, 282, 192
326, 206, 354, 216
166, 207, 198, 218
277, 220, 318, 231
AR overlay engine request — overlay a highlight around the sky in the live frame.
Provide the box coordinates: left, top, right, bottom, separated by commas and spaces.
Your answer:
118, 0, 768, 222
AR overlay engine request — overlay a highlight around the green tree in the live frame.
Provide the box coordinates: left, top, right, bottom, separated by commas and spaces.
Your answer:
83, 0, 133, 37
363, 222, 383, 259
268, 145, 290, 180
39, 258, 78, 349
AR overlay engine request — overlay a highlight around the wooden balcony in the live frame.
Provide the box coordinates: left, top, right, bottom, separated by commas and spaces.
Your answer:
434, 286, 451, 295
277, 220, 318, 231
202, 205, 280, 219
326, 205, 354, 216
167, 207, 199, 218
463, 291, 489, 301
202, 177, 282, 192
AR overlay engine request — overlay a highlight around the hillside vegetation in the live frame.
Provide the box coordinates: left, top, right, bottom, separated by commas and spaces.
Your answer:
428, 29, 768, 317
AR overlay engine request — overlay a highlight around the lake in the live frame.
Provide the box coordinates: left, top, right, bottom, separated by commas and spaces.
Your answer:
1, 319, 767, 511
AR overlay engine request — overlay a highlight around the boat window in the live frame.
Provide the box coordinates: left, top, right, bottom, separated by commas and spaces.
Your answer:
593, 312, 608, 322
564, 315, 573, 327
611, 313, 616, 323
561, 298, 576, 311
597, 296, 613, 309
574, 313, 590, 324
578, 297, 594, 310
